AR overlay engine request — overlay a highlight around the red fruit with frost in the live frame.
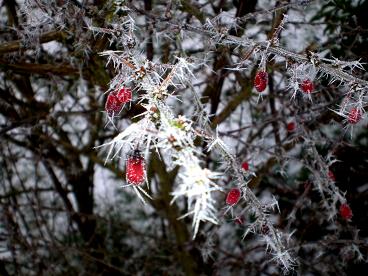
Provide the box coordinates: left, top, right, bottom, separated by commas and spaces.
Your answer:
241, 162, 249, 171
254, 71, 268, 92
328, 170, 336, 181
226, 188, 241, 206
126, 150, 145, 185
287, 122, 296, 132
116, 87, 132, 104
105, 92, 122, 116
339, 203, 353, 220
300, 79, 314, 94
234, 216, 244, 225
348, 108, 362, 124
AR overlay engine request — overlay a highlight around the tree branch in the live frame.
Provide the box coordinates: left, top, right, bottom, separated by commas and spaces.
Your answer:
0, 30, 66, 55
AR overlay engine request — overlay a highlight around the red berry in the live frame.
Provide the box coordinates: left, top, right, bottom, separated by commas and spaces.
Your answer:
348, 108, 362, 124
234, 216, 244, 225
300, 79, 314, 94
339, 203, 352, 220
241, 162, 249, 171
254, 71, 268, 92
226, 188, 241, 206
116, 87, 132, 104
105, 92, 122, 116
287, 122, 296, 132
126, 150, 145, 185
328, 170, 335, 181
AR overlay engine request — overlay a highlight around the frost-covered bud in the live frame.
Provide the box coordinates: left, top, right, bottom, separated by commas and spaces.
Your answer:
348, 108, 362, 124
254, 71, 268, 92
226, 188, 241, 206
339, 203, 353, 220
126, 149, 146, 185
116, 87, 132, 104
125, 37, 136, 49
300, 79, 314, 94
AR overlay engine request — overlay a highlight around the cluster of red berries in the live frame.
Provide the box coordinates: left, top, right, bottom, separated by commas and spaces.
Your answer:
253, 68, 366, 126
105, 87, 132, 116
254, 71, 315, 95
299, 83, 365, 125
251, 66, 360, 228
225, 163, 249, 205
254, 70, 366, 127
